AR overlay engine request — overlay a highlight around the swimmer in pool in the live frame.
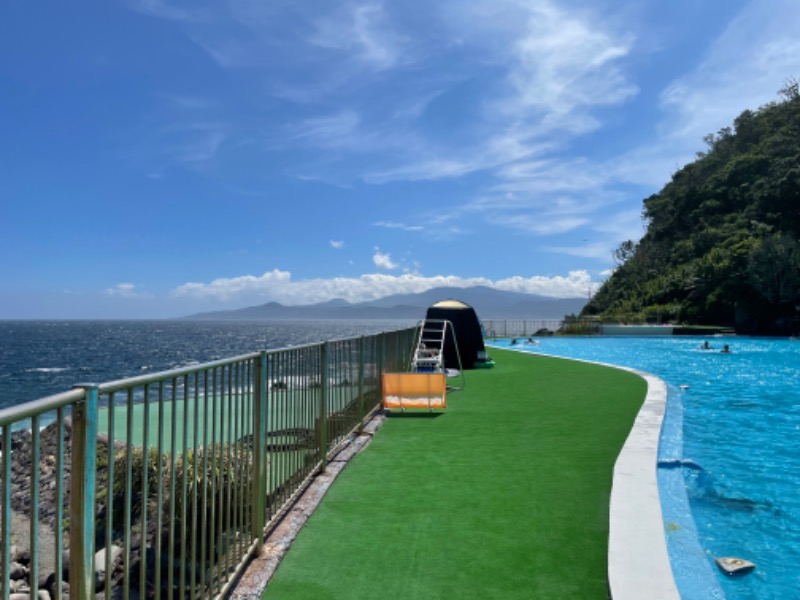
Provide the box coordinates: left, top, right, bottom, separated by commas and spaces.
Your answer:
721, 344, 731, 354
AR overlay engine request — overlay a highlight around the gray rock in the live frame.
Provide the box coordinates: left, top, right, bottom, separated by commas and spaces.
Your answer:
8, 561, 27, 580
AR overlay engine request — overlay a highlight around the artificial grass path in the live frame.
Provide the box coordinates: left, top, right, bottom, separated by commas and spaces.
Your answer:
263, 348, 647, 599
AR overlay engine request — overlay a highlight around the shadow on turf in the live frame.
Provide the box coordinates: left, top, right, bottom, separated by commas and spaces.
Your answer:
385, 411, 444, 419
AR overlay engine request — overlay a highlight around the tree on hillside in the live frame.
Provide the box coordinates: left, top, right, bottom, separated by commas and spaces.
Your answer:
748, 233, 800, 306
582, 85, 800, 333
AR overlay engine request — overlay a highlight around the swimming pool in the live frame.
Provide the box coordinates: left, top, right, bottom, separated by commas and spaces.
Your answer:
487, 336, 800, 600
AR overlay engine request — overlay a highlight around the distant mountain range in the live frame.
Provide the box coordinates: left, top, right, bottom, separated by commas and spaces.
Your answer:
182, 286, 587, 321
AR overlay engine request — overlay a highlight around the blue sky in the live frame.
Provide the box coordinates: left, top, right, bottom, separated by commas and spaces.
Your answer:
2, 0, 800, 318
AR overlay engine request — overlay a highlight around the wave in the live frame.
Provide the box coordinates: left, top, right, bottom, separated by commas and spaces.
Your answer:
25, 367, 70, 373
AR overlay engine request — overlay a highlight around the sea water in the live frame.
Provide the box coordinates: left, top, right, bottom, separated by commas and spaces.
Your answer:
488, 336, 800, 599
0, 319, 414, 410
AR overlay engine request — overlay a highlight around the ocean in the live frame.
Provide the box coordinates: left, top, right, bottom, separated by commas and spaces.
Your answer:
0, 319, 416, 411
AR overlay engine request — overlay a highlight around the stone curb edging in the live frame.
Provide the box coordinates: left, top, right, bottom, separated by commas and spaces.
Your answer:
608, 371, 680, 600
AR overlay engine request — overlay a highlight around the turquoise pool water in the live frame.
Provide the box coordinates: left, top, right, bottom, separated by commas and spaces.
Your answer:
488, 336, 800, 600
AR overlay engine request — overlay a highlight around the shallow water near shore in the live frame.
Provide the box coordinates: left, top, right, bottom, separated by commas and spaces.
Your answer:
489, 336, 800, 599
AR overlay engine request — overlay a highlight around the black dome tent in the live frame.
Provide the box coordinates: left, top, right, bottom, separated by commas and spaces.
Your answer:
423, 299, 493, 370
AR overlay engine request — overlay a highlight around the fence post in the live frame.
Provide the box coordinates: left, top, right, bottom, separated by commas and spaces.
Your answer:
357, 337, 365, 432
70, 384, 98, 600
319, 342, 329, 472
253, 351, 268, 552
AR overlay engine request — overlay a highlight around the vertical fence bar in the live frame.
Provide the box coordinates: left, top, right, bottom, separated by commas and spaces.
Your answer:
178, 373, 189, 600
54, 408, 65, 600
168, 377, 178, 600
318, 343, 329, 472
224, 363, 233, 578
70, 384, 98, 600
140, 384, 151, 598
104, 393, 115, 600
2, 424, 10, 600
200, 370, 209, 596
189, 372, 200, 600
29, 414, 40, 598
241, 360, 249, 554
253, 351, 268, 552
210, 367, 219, 595
224, 362, 232, 580
155, 381, 165, 600
358, 337, 366, 432
123, 388, 134, 600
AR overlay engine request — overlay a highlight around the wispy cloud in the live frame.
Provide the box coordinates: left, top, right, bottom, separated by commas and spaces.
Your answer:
125, 0, 800, 259
612, 0, 800, 188
330, 239, 345, 249
155, 93, 216, 110
127, 0, 209, 23
360, 0, 636, 187
373, 220, 424, 232
290, 111, 362, 148
307, 3, 411, 71
165, 122, 228, 165
486, 1, 637, 121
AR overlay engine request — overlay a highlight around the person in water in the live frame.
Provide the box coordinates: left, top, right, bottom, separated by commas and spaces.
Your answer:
700, 341, 713, 350
721, 344, 731, 354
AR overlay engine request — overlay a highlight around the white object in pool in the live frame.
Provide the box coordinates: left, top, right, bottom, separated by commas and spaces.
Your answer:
715, 556, 756, 574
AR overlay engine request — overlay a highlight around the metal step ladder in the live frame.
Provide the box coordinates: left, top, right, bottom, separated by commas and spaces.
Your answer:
412, 319, 449, 373
409, 320, 466, 392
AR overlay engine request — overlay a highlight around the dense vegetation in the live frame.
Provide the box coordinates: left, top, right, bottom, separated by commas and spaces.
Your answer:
582, 82, 800, 334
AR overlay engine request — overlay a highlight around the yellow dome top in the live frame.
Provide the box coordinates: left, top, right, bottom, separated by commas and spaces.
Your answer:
431, 299, 469, 309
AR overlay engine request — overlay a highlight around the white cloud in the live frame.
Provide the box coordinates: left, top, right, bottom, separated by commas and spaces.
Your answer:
373, 220, 424, 232
494, 270, 597, 297
372, 247, 398, 270
171, 268, 596, 305
173, 269, 292, 301
104, 283, 153, 299
330, 240, 345, 249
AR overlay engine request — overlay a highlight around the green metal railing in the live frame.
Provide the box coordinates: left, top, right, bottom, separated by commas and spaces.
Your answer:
0, 326, 417, 600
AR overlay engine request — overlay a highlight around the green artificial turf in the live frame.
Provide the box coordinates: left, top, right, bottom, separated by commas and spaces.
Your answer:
264, 348, 647, 599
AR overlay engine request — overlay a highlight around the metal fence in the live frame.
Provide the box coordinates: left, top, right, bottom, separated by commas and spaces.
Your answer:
482, 319, 565, 338
0, 326, 417, 600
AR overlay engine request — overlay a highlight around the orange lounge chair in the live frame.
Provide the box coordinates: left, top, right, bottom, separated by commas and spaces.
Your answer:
382, 372, 447, 410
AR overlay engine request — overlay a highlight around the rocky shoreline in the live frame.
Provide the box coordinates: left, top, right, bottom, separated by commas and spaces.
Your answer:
2, 423, 175, 599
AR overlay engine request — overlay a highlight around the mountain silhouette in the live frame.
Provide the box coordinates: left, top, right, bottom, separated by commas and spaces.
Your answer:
182, 286, 586, 321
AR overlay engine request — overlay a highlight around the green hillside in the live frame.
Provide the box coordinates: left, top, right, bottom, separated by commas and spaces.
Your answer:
583, 82, 800, 334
